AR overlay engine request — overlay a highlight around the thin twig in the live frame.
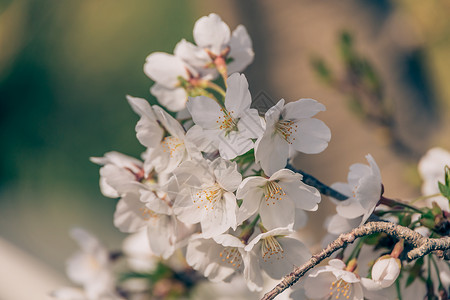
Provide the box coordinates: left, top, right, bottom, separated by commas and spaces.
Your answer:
261, 221, 450, 300
286, 163, 348, 200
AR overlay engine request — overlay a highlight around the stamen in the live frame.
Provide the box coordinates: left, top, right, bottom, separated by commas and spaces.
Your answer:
217, 108, 238, 133
329, 278, 352, 299
275, 120, 298, 144
138, 207, 158, 221
261, 236, 284, 262
193, 183, 223, 210
218, 247, 242, 268
161, 136, 185, 157
264, 181, 286, 205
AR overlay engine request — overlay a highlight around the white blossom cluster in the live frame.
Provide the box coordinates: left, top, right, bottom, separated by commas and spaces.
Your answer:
52, 13, 450, 300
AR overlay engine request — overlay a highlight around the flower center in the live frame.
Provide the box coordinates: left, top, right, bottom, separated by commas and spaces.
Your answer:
139, 207, 158, 221
219, 247, 242, 268
261, 236, 284, 262
162, 136, 185, 157
193, 183, 223, 210
217, 108, 238, 133
275, 120, 298, 144
329, 279, 352, 299
264, 181, 286, 205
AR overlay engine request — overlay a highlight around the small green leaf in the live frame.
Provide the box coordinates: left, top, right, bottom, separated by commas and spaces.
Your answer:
438, 182, 450, 199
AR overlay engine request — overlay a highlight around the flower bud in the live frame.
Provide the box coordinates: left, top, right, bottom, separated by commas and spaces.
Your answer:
371, 255, 401, 288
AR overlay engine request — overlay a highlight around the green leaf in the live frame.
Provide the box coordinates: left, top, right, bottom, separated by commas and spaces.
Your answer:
438, 182, 450, 199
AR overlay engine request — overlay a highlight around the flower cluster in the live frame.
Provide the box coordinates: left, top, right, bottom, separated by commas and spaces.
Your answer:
53, 13, 450, 300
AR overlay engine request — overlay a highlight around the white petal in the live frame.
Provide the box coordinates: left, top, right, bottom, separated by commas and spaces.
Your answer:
356, 174, 382, 213
224, 73, 251, 116
260, 237, 310, 279
304, 271, 336, 298
243, 250, 264, 292
185, 125, 219, 153
211, 158, 242, 192
255, 132, 289, 176
113, 193, 148, 233
237, 108, 264, 139
174, 38, 211, 69
236, 179, 265, 225
201, 192, 236, 238
186, 236, 238, 282
327, 214, 361, 235
193, 13, 230, 54
278, 179, 321, 212
187, 95, 223, 129
218, 130, 254, 160
336, 199, 366, 219
290, 118, 331, 154
282, 98, 326, 120
144, 52, 188, 88
150, 84, 187, 112
259, 193, 295, 230
147, 216, 175, 259
127, 96, 165, 147
152, 105, 186, 138
328, 259, 346, 270
227, 25, 254, 74
264, 99, 284, 128
69, 228, 102, 254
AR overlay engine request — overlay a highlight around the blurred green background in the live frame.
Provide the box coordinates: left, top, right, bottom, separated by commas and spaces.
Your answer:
1, 0, 450, 286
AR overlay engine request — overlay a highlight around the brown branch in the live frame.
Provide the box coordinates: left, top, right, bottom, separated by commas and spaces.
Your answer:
261, 221, 450, 300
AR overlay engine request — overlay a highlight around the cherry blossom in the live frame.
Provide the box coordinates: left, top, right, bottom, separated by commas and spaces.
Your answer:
236, 169, 320, 230
244, 227, 311, 290
418, 147, 450, 211
179, 13, 254, 76
127, 96, 201, 174
51, 228, 121, 300
186, 233, 246, 283
360, 255, 401, 291
173, 157, 241, 238
90, 151, 145, 198
254, 98, 331, 176
187, 73, 263, 160
330, 154, 382, 227
304, 259, 364, 300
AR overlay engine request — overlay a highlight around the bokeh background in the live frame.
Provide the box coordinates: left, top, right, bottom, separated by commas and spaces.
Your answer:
1, 0, 450, 299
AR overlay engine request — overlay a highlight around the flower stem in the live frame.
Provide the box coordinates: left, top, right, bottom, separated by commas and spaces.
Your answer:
379, 196, 423, 215
286, 163, 348, 200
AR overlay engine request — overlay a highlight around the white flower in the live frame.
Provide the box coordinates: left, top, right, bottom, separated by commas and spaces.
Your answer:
122, 229, 158, 273
187, 73, 263, 160
304, 259, 364, 300
178, 13, 254, 76
361, 255, 401, 290
186, 233, 246, 283
236, 169, 320, 230
254, 98, 330, 176
144, 49, 212, 112
127, 96, 200, 174
173, 157, 241, 238
244, 227, 311, 290
418, 147, 450, 211
114, 179, 191, 259
53, 228, 120, 300
326, 214, 362, 236
90, 151, 145, 198
331, 154, 382, 227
